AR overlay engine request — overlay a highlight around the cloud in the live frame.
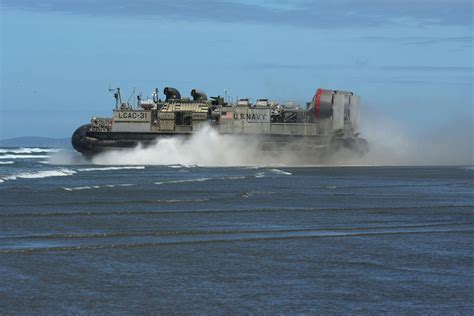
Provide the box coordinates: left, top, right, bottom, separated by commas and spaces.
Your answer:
244, 62, 474, 86
2, 0, 473, 28
247, 63, 315, 70
362, 36, 474, 46
365, 78, 473, 87
247, 62, 474, 73
379, 65, 473, 72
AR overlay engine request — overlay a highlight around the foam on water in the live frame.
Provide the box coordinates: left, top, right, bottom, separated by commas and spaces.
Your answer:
63, 186, 100, 191
155, 176, 246, 185
1, 168, 77, 182
62, 183, 136, 191
77, 166, 146, 172
154, 177, 214, 185
0, 148, 60, 154
0, 154, 49, 160
269, 169, 292, 176
0, 162, 145, 184
0, 161, 15, 165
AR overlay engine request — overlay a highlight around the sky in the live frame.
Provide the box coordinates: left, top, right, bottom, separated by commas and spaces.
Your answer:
0, 0, 473, 139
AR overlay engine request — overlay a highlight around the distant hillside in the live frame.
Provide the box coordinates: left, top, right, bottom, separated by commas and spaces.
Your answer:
0, 137, 71, 148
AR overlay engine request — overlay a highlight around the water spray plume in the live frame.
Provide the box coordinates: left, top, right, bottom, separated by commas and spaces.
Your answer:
51, 117, 473, 166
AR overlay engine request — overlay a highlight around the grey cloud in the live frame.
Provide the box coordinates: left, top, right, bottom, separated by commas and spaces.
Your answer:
246, 63, 369, 71
247, 63, 324, 70
363, 36, 474, 46
366, 78, 473, 86
379, 65, 473, 72
2, 0, 473, 28
324, 0, 474, 26
247, 62, 474, 73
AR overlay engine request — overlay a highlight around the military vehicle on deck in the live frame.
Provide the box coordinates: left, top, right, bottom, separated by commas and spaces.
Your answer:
71, 86, 368, 156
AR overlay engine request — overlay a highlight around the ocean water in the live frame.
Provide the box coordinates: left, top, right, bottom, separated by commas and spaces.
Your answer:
0, 147, 473, 314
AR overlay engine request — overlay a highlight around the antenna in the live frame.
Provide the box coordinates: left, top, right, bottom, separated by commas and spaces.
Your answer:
152, 88, 159, 103
127, 88, 136, 107
137, 91, 142, 107
111, 87, 122, 110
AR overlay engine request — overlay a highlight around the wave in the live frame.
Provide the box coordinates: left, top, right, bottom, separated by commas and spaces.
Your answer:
167, 164, 198, 169
4, 221, 472, 241
3, 204, 473, 218
2, 225, 472, 254
155, 176, 246, 185
62, 185, 101, 191
269, 168, 292, 176
0, 148, 60, 154
0, 161, 14, 165
62, 183, 135, 191
241, 192, 253, 198
253, 169, 291, 178
1, 168, 76, 182
0, 165, 145, 184
77, 166, 146, 172
0, 154, 49, 160
155, 177, 212, 185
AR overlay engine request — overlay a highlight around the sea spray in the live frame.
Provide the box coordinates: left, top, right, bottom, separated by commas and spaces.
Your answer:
91, 125, 288, 166
44, 115, 473, 167
47, 150, 90, 165
348, 111, 474, 166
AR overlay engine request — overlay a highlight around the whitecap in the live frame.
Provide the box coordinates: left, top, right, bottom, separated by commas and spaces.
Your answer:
226, 176, 246, 180
241, 192, 253, 198
0, 161, 14, 165
155, 176, 245, 185
77, 166, 145, 172
63, 186, 95, 191
2, 168, 76, 182
63, 183, 136, 191
0, 154, 49, 160
0, 148, 60, 154
155, 178, 211, 185
269, 169, 292, 176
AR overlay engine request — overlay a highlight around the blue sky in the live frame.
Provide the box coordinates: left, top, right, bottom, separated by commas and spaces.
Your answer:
0, 0, 472, 138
